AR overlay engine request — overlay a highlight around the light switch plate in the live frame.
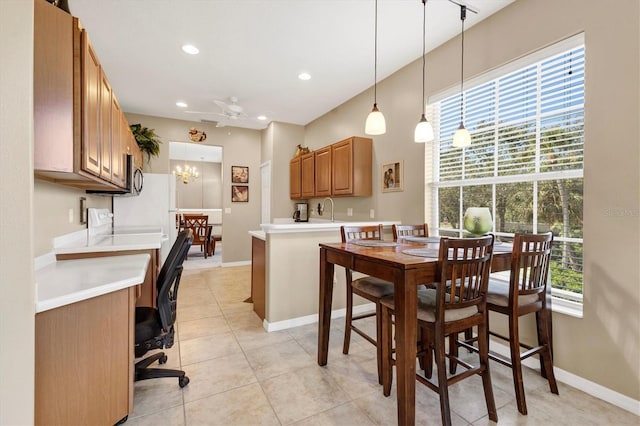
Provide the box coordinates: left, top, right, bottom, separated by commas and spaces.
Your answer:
225, 208, 231, 214
347, 208, 353, 217
369, 209, 375, 219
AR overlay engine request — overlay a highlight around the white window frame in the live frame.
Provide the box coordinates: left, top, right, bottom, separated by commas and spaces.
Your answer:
427, 34, 585, 317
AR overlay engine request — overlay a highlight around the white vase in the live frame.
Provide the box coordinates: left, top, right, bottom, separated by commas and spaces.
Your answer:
463, 207, 493, 236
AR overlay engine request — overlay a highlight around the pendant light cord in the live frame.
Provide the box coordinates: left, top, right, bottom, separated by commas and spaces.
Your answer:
421, 0, 426, 114
459, 5, 466, 123
374, 0, 378, 104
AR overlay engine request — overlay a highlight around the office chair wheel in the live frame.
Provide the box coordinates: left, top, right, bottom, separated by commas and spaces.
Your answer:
179, 376, 190, 388
159, 354, 168, 364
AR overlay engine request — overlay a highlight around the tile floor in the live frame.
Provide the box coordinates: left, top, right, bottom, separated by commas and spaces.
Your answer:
127, 264, 638, 425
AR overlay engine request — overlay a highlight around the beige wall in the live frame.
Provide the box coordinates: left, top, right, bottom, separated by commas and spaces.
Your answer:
0, 1, 35, 424
268, 122, 305, 220
171, 160, 222, 209
126, 113, 262, 263
304, 0, 640, 401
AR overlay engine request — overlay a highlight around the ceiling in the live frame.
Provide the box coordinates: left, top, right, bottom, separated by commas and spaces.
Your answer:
68, 0, 514, 131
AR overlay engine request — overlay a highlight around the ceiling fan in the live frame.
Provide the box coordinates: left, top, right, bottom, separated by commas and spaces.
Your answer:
184, 96, 250, 121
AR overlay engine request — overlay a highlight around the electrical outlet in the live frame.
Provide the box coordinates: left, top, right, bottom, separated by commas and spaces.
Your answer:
370, 209, 375, 219
347, 208, 353, 217
225, 208, 231, 214
68, 208, 74, 224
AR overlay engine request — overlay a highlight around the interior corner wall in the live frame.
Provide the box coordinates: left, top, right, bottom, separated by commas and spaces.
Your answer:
303, 0, 640, 402
0, 1, 35, 424
271, 122, 305, 220
125, 113, 262, 263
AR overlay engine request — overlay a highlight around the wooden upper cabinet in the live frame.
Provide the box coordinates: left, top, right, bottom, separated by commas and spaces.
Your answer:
82, 30, 102, 177
290, 156, 302, 199
34, 0, 74, 173
331, 137, 372, 197
111, 97, 125, 187
300, 153, 315, 199
99, 72, 113, 181
314, 146, 332, 197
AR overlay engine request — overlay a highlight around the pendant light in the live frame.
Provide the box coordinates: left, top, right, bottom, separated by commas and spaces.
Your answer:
365, 0, 386, 135
452, 4, 471, 148
415, 0, 434, 143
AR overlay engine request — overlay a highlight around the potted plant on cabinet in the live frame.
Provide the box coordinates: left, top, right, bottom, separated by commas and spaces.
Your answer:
130, 123, 162, 166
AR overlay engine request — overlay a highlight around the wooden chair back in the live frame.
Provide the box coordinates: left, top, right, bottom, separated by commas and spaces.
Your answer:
436, 235, 494, 322
510, 232, 553, 300
182, 214, 208, 246
392, 223, 429, 241
340, 224, 384, 243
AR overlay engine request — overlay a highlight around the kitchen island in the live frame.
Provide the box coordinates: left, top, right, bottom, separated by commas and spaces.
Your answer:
250, 219, 399, 331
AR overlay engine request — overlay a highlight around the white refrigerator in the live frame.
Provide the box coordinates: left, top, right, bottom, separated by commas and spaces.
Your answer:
113, 173, 177, 262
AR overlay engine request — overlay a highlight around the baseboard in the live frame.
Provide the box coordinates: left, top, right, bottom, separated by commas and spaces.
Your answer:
262, 302, 375, 332
490, 340, 640, 416
221, 260, 251, 267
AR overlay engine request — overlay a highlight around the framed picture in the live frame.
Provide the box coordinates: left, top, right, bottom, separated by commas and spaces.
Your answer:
382, 160, 403, 192
231, 166, 249, 183
232, 185, 249, 202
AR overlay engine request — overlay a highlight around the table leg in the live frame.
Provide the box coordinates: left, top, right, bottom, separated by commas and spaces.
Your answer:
318, 247, 334, 366
394, 271, 417, 426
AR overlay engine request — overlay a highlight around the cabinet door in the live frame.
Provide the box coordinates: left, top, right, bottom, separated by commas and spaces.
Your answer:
289, 156, 302, 199
332, 138, 353, 195
82, 31, 101, 177
100, 74, 113, 181
314, 146, 332, 197
300, 152, 315, 198
111, 96, 125, 187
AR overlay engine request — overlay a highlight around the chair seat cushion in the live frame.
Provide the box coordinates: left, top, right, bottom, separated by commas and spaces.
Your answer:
135, 307, 162, 345
380, 288, 478, 323
486, 279, 541, 307
352, 276, 394, 299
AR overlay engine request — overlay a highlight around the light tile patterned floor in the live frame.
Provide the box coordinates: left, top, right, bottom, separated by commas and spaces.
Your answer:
126, 265, 638, 425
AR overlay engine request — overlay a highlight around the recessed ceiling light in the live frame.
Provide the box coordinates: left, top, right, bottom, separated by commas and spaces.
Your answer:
176, 102, 188, 108
298, 72, 311, 81
257, 115, 267, 121
181, 44, 199, 55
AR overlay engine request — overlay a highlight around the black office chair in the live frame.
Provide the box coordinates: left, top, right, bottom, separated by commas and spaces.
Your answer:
134, 229, 192, 388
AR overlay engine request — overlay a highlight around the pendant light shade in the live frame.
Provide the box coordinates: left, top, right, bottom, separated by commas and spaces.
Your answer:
366, 104, 386, 135
415, 0, 434, 143
452, 4, 470, 148
365, 0, 386, 135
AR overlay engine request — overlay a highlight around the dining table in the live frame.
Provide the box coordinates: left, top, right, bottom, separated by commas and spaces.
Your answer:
317, 237, 513, 426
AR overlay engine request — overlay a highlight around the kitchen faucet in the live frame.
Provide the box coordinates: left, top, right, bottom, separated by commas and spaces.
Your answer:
317, 197, 335, 222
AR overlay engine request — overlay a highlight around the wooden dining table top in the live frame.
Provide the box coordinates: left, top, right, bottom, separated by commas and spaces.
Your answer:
317, 237, 513, 426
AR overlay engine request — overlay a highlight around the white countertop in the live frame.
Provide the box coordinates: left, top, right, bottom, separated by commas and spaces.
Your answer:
259, 219, 400, 234
35, 254, 150, 313
249, 230, 266, 240
54, 228, 166, 255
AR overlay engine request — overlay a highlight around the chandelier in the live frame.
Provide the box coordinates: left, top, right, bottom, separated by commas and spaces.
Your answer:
173, 163, 199, 184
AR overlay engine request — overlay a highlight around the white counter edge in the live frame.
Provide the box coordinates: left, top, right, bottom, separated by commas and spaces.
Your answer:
259, 220, 400, 234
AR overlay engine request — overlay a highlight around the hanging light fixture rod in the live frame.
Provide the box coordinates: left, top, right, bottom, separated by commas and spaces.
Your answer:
446, 0, 478, 15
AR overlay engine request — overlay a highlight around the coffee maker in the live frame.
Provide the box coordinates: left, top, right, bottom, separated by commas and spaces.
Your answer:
293, 202, 309, 222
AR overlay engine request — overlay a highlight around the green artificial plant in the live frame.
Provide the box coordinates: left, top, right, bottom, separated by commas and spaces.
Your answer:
130, 123, 162, 163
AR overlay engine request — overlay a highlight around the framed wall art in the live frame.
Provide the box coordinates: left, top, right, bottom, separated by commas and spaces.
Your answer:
231, 166, 249, 183
382, 160, 403, 192
232, 185, 249, 202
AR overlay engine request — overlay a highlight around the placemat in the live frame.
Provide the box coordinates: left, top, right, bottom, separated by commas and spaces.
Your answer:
349, 240, 399, 247
402, 248, 440, 258
400, 236, 441, 244
493, 242, 513, 253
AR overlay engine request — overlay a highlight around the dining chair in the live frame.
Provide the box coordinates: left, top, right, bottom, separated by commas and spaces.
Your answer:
392, 223, 429, 241
380, 235, 497, 426
456, 232, 558, 415
340, 225, 394, 384
182, 214, 209, 258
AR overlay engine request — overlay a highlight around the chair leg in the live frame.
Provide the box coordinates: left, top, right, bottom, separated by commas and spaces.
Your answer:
434, 331, 453, 426
343, 286, 353, 355
448, 332, 459, 374
537, 308, 559, 395
381, 304, 393, 397
477, 318, 498, 422
375, 302, 384, 385
508, 313, 528, 415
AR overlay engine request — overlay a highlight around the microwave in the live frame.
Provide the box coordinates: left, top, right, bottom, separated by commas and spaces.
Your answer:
86, 154, 143, 197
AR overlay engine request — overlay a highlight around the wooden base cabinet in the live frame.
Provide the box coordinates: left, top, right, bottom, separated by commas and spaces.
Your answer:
251, 236, 266, 320
35, 286, 136, 425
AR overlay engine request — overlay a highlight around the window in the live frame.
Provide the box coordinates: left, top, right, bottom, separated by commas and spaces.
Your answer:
430, 36, 584, 306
